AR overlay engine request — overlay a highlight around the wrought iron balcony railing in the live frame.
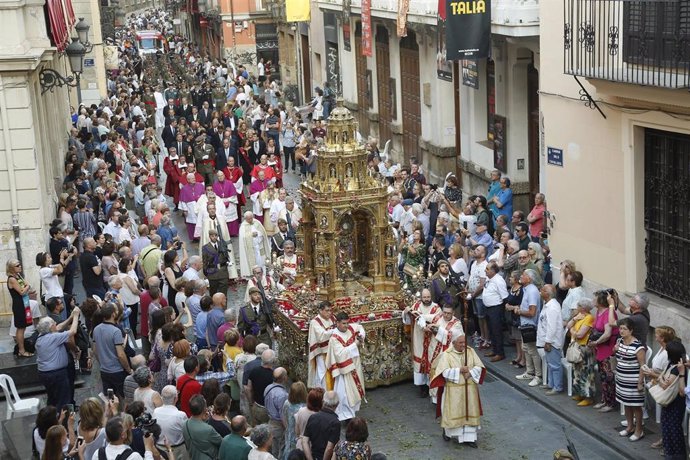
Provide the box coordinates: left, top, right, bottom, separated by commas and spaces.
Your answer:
563, 0, 690, 89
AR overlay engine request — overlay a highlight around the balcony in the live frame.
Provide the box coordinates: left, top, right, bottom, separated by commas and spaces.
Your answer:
492, 0, 539, 37
563, 0, 690, 89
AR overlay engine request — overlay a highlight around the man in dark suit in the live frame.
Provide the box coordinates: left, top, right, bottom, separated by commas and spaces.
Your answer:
271, 219, 293, 256
199, 101, 212, 129
216, 138, 232, 172
207, 120, 222, 151
202, 229, 229, 296
248, 131, 266, 165
238, 287, 273, 345
430, 260, 459, 309
176, 97, 193, 120
174, 132, 189, 161
187, 106, 200, 125
161, 119, 178, 150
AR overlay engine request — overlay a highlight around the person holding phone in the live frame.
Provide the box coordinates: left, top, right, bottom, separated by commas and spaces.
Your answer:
35, 307, 81, 410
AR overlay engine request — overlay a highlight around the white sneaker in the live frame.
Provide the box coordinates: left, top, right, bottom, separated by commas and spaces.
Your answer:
516, 373, 534, 380
528, 377, 541, 387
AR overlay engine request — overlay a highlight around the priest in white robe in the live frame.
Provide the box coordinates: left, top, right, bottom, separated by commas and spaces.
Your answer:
325, 311, 366, 421
402, 288, 440, 396
238, 211, 271, 278
428, 304, 464, 403
308, 301, 335, 389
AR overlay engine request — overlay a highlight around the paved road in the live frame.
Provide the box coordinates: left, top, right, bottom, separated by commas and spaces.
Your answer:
359, 373, 625, 460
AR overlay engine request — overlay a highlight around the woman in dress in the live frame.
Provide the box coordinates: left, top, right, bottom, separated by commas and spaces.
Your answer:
567, 298, 596, 406
527, 242, 545, 276
162, 248, 186, 315
615, 317, 646, 441
400, 229, 426, 284
235, 335, 259, 422
208, 393, 232, 437
588, 291, 619, 412
150, 319, 175, 392
249, 424, 277, 460
294, 388, 324, 451
133, 367, 163, 415
505, 272, 524, 368
643, 326, 676, 449
658, 340, 687, 459
333, 417, 372, 460
281, 382, 307, 459
6, 259, 33, 357
118, 257, 142, 338
100, 241, 118, 285
167, 335, 192, 384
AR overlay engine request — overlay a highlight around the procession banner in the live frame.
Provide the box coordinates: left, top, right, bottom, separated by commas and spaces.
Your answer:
286, 0, 310, 22
436, 2, 452, 81
361, 0, 373, 56
445, 0, 491, 60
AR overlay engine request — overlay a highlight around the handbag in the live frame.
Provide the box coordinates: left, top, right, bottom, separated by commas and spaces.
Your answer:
403, 263, 418, 277
649, 366, 680, 407
519, 324, 537, 343
566, 341, 584, 364
588, 329, 603, 344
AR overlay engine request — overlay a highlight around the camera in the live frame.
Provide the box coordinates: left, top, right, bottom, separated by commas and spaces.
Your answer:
135, 413, 158, 437
173, 240, 182, 250
429, 183, 438, 191
606, 288, 617, 296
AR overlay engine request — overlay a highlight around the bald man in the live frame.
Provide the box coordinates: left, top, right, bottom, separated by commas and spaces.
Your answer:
264, 366, 289, 458
206, 293, 228, 350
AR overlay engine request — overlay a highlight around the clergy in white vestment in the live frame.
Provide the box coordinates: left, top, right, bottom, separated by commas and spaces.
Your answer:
430, 331, 485, 447
238, 211, 271, 278
308, 301, 335, 389
325, 311, 366, 421
402, 288, 440, 395
427, 304, 464, 403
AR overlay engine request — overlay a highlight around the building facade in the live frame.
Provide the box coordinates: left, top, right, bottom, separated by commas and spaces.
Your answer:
0, 0, 76, 315
541, 0, 690, 341
293, 0, 540, 204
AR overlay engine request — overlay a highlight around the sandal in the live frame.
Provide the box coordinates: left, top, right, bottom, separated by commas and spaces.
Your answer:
511, 359, 519, 365
17, 351, 34, 358
651, 439, 663, 449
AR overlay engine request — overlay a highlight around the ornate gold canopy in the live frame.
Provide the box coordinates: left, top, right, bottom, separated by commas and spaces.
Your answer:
294, 100, 400, 301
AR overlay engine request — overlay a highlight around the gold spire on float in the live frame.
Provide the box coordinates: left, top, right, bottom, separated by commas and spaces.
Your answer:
293, 99, 400, 301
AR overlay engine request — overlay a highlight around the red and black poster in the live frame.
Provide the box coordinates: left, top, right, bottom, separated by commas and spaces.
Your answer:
445, 0, 491, 60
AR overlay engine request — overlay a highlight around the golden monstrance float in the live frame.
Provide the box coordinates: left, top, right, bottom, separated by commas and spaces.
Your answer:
271, 100, 413, 388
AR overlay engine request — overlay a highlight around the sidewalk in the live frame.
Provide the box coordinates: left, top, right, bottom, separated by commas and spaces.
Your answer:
482, 347, 662, 460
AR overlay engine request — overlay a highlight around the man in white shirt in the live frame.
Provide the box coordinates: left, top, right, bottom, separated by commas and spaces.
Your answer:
537, 284, 565, 395
102, 212, 122, 242
466, 246, 489, 348
398, 199, 415, 237
92, 416, 154, 460
481, 261, 509, 362
182, 256, 203, 281
153, 386, 188, 460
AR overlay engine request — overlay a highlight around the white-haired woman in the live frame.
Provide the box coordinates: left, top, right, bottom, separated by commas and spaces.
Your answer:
249, 423, 277, 460
566, 298, 596, 406
527, 242, 545, 275
133, 366, 163, 415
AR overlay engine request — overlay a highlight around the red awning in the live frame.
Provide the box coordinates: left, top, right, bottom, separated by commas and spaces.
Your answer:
46, 0, 76, 52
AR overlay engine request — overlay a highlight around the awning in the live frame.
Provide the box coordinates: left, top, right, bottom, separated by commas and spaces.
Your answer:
46, 0, 76, 52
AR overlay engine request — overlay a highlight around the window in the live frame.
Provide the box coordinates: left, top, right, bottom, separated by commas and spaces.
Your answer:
486, 59, 495, 141
624, 1, 690, 66
644, 128, 690, 308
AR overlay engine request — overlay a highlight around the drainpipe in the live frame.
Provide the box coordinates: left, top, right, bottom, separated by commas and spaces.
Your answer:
0, 76, 22, 265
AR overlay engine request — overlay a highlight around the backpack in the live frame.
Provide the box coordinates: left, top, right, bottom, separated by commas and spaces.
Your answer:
98, 447, 134, 460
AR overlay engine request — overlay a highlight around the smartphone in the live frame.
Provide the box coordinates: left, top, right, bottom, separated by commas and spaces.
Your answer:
77, 436, 84, 447
463, 221, 468, 230
65, 404, 74, 414
107, 388, 114, 400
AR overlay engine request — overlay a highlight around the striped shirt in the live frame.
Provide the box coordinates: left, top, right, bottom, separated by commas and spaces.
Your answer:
73, 210, 98, 239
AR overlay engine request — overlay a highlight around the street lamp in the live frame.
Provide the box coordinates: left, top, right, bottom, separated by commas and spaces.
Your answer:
75, 17, 94, 53
39, 33, 88, 102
